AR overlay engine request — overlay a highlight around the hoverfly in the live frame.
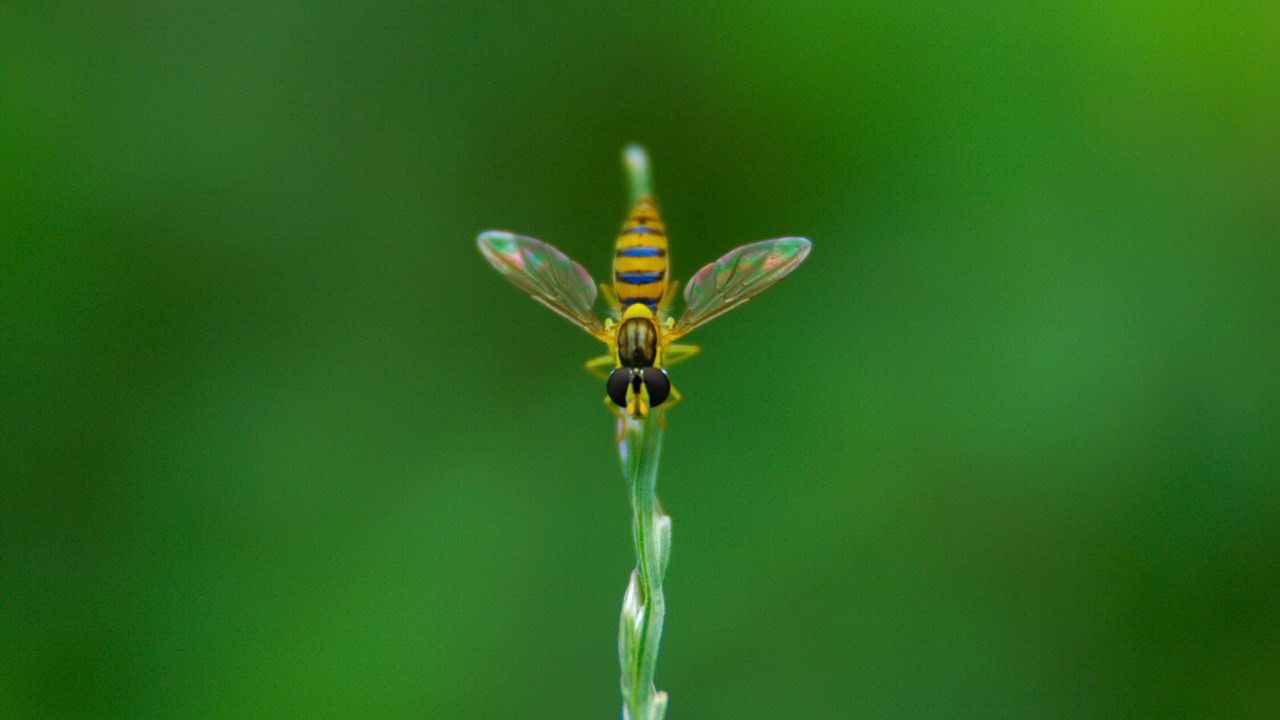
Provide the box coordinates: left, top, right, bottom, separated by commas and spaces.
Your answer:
477, 147, 811, 420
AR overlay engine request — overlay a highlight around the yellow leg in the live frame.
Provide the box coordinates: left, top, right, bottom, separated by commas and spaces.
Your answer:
658, 280, 680, 317
657, 384, 683, 427
603, 395, 631, 441
585, 354, 616, 380
664, 343, 701, 368
666, 384, 683, 409
600, 284, 622, 314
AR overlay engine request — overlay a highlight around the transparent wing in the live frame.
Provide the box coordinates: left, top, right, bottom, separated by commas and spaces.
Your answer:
673, 237, 811, 337
477, 231, 605, 336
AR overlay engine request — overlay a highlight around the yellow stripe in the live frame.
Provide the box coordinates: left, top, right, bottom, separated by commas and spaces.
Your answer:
616, 281, 664, 300
616, 256, 666, 273
617, 233, 668, 248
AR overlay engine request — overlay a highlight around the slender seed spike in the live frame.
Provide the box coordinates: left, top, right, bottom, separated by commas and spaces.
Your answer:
623, 144, 653, 205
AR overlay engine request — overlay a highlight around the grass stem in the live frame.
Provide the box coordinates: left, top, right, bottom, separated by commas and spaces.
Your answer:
616, 412, 670, 720
617, 144, 669, 719
623, 144, 653, 203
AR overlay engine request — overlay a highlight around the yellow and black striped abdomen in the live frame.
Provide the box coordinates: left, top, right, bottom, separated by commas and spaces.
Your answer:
612, 196, 669, 311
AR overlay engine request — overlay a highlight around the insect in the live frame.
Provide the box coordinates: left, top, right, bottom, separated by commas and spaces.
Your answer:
477, 147, 811, 420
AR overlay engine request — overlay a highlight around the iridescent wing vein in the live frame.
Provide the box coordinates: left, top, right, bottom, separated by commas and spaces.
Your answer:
477, 231, 605, 337
674, 237, 811, 337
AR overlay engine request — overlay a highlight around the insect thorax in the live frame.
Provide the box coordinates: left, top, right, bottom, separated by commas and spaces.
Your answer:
617, 317, 658, 368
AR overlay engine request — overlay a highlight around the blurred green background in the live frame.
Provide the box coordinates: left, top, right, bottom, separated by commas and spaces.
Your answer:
4, 4, 1278, 718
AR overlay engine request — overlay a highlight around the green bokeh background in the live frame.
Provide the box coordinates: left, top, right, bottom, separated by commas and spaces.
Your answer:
4, 4, 1278, 718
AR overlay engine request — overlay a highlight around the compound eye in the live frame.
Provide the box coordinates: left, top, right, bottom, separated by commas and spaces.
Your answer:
641, 368, 671, 406
607, 368, 631, 407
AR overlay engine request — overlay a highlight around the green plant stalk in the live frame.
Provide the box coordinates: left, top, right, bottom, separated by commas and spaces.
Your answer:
616, 144, 670, 720
623, 144, 653, 201
617, 412, 670, 720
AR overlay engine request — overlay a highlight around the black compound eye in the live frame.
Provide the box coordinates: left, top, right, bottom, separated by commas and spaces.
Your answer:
607, 368, 631, 407
641, 368, 671, 406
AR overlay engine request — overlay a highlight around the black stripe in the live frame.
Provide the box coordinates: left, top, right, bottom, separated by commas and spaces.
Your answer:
617, 271, 664, 284
622, 226, 665, 236
616, 246, 666, 257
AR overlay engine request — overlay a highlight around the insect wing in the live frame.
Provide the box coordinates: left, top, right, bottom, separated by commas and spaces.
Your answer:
477, 231, 605, 336
674, 237, 811, 337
